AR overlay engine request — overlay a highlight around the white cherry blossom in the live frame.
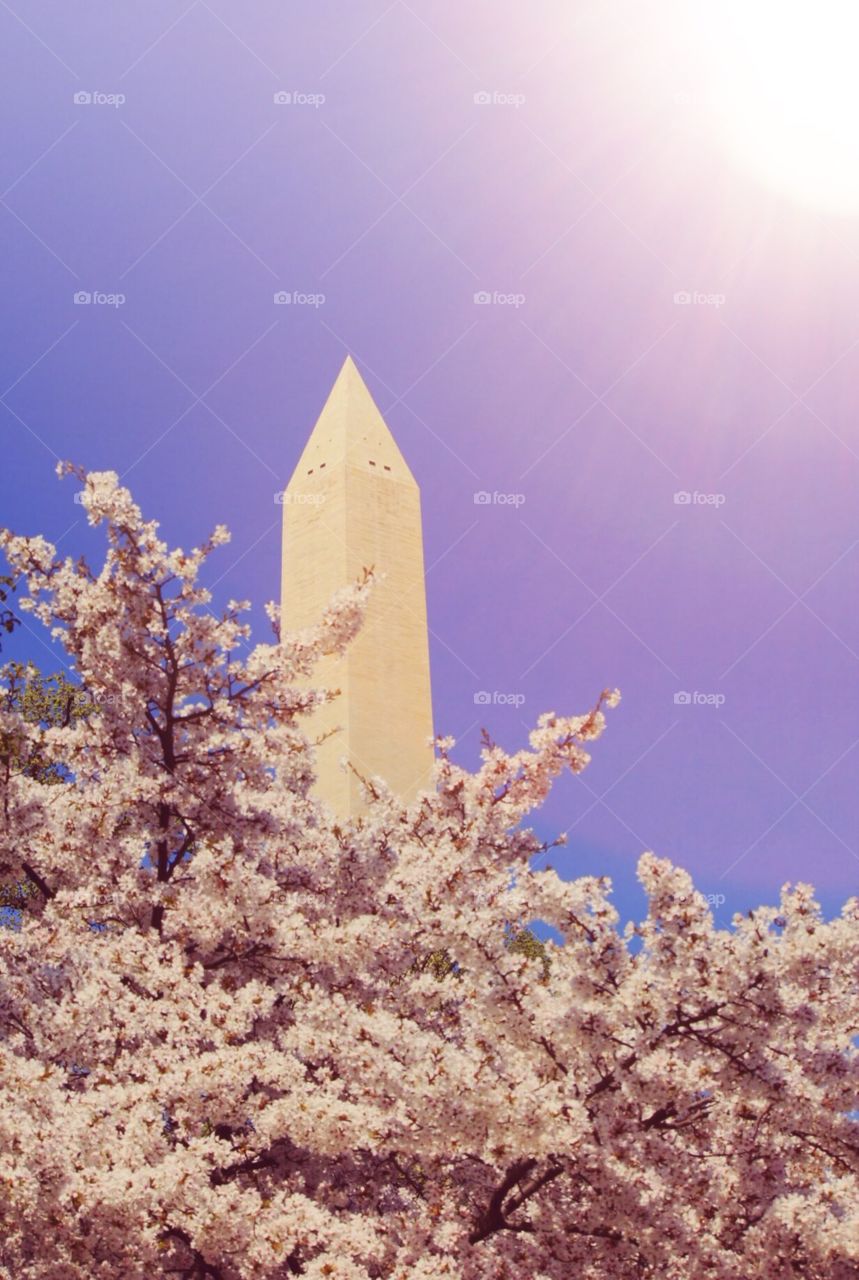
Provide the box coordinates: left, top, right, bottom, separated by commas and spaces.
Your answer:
0, 468, 856, 1279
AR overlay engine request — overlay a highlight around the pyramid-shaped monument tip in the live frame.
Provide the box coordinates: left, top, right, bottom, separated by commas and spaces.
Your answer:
330, 354, 377, 418
280, 358, 434, 818
293, 354, 413, 480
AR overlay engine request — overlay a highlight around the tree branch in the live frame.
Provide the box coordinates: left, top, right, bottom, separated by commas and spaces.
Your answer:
469, 1157, 564, 1245
21, 860, 54, 900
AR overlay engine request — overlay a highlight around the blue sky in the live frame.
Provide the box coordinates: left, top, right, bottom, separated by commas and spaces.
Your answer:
2, 0, 858, 925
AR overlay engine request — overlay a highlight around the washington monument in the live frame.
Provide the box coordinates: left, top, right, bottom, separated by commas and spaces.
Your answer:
280, 356, 435, 817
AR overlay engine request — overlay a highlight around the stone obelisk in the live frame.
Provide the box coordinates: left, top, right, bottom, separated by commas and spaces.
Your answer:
280, 356, 434, 818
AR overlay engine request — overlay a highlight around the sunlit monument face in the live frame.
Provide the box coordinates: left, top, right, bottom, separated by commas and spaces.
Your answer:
280, 358, 435, 820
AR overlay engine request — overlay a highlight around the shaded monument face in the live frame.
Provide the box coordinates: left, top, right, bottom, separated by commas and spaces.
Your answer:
280, 356, 435, 818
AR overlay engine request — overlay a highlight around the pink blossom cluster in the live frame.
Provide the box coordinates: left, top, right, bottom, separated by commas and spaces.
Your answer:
0, 467, 856, 1279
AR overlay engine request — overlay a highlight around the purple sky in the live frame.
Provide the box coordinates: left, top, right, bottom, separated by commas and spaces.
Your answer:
2, 1, 858, 924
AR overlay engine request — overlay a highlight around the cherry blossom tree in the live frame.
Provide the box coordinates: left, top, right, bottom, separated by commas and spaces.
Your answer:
0, 466, 857, 1280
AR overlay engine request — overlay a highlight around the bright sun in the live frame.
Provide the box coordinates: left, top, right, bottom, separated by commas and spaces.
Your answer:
694, 0, 859, 213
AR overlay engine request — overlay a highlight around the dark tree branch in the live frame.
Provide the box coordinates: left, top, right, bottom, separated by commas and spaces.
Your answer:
161, 1227, 225, 1279
21, 860, 54, 901
469, 1157, 565, 1245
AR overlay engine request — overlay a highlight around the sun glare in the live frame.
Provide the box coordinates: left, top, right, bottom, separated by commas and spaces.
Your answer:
693, 0, 859, 213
